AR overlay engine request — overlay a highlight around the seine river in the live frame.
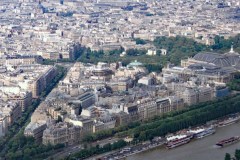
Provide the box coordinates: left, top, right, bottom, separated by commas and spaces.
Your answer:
127, 122, 240, 160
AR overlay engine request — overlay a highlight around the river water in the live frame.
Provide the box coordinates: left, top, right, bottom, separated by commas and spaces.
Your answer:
127, 122, 240, 160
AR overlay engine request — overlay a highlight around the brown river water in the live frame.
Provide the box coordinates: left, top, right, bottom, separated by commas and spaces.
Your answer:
127, 122, 240, 160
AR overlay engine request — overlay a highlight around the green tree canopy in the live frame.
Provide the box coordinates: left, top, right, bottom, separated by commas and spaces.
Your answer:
225, 153, 231, 160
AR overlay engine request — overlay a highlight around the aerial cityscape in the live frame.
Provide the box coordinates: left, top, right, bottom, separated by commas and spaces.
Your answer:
0, 0, 240, 160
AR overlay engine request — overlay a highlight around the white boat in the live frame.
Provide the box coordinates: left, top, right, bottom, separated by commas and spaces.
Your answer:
188, 126, 216, 139
165, 134, 193, 149
218, 116, 240, 127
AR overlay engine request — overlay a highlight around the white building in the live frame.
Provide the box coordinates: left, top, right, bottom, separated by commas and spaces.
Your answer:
138, 77, 153, 85
160, 49, 167, 55
146, 49, 157, 56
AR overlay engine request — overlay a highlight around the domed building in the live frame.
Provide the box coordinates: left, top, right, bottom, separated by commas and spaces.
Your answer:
162, 46, 240, 84
192, 52, 232, 68
181, 45, 240, 70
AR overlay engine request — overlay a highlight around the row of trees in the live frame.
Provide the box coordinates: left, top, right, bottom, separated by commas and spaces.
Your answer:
0, 99, 40, 156
227, 79, 240, 91
120, 94, 240, 142
82, 95, 240, 144
0, 65, 67, 160
225, 149, 240, 160
212, 34, 240, 53
227, 72, 240, 91
5, 135, 65, 160
42, 57, 76, 65
70, 140, 127, 159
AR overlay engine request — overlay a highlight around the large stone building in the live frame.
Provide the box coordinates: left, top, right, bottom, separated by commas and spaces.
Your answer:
171, 47, 240, 84
65, 117, 94, 136
124, 96, 184, 121
24, 122, 47, 142
93, 115, 116, 133
46, 99, 82, 120
138, 99, 157, 120
181, 46, 240, 69
0, 101, 21, 126
0, 87, 32, 111
0, 101, 22, 137
0, 54, 43, 66
156, 96, 184, 115
26, 65, 58, 98
0, 64, 58, 99
175, 86, 213, 106
42, 122, 81, 146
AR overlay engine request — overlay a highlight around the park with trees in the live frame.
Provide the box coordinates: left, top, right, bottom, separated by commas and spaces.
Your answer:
76, 34, 240, 73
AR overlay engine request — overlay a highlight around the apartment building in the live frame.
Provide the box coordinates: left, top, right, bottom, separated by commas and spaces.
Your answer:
176, 87, 213, 106
24, 122, 47, 142
0, 87, 32, 111
66, 117, 94, 136
42, 122, 81, 146
138, 100, 157, 120
0, 101, 21, 137
0, 101, 21, 126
